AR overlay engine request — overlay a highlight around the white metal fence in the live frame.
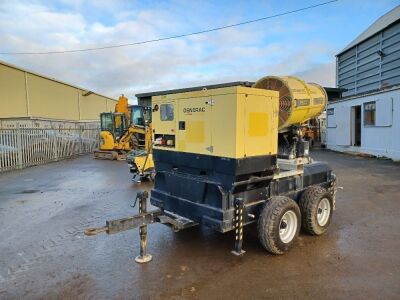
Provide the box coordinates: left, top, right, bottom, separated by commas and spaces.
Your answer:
0, 119, 100, 172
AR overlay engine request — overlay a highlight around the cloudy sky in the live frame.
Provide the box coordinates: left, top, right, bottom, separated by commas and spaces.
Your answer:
0, 0, 398, 101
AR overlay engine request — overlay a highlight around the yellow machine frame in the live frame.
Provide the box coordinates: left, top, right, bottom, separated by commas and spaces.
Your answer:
95, 95, 152, 160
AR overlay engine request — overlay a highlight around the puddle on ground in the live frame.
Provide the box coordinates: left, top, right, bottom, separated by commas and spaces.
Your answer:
18, 189, 40, 194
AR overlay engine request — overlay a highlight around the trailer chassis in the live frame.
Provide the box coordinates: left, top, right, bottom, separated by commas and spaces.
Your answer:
85, 158, 337, 263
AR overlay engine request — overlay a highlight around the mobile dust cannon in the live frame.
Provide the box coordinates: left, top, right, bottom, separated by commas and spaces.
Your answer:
86, 75, 337, 263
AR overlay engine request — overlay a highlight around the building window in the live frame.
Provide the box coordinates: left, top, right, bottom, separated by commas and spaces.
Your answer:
364, 101, 376, 126
160, 104, 174, 121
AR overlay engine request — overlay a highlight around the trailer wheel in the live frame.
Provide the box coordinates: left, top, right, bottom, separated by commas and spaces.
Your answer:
299, 186, 333, 235
257, 196, 301, 255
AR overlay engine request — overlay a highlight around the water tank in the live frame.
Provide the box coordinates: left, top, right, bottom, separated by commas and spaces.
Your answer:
253, 76, 327, 130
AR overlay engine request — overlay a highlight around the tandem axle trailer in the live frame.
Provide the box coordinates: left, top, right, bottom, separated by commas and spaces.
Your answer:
85, 158, 337, 262
86, 76, 337, 262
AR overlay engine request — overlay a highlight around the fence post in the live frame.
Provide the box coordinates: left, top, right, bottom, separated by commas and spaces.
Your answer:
16, 123, 23, 169
79, 126, 83, 155
52, 122, 58, 162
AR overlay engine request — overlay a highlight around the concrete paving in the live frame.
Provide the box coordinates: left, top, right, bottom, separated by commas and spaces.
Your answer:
0, 150, 399, 299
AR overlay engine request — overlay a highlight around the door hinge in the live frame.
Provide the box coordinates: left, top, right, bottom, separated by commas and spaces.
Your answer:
206, 146, 214, 153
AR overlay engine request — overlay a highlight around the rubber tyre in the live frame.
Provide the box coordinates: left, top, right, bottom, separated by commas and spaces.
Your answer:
257, 196, 301, 255
299, 185, 333, 235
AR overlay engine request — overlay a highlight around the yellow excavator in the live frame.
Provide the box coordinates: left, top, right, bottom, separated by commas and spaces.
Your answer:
94, 95, 153, 173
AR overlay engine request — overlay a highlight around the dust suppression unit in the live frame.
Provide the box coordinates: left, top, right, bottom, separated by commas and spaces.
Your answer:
86, 75, 337, 262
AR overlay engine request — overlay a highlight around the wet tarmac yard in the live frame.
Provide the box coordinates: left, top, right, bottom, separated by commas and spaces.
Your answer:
0, 150, 399, 299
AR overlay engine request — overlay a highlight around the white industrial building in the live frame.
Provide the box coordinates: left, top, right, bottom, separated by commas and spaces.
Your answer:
327, 6, 400, 160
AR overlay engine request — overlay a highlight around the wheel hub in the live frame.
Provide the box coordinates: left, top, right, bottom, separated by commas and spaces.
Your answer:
317, 198, 331, 226
279, 210, 297, 243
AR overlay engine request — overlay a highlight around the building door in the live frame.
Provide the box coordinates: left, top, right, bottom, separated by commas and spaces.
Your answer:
351, 105, 361, 146
336, 106, 351, 146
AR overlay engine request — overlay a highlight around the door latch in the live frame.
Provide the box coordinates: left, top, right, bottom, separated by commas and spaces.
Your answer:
205, 99, 214, 106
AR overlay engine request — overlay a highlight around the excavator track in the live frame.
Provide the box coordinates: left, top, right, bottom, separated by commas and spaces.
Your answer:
93, 150, 127, 161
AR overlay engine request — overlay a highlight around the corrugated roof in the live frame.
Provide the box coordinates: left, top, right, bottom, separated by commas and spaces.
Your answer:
0, 59, 117, 101
337, 5, 400, 56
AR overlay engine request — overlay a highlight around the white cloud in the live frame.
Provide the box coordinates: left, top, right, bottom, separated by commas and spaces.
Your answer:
295, 62, 336, 87
0, 1, 337, 102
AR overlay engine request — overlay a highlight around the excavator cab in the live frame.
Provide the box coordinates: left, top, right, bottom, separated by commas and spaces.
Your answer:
130, 105, 152, 127
100, 112, 128, 140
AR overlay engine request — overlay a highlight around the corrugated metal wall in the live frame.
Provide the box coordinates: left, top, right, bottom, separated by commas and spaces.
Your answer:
337, 20, 400, 97
0, 62, 117, 120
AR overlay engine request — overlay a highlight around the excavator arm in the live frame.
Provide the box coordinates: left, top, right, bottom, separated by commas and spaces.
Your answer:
117, 126, 146, 149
